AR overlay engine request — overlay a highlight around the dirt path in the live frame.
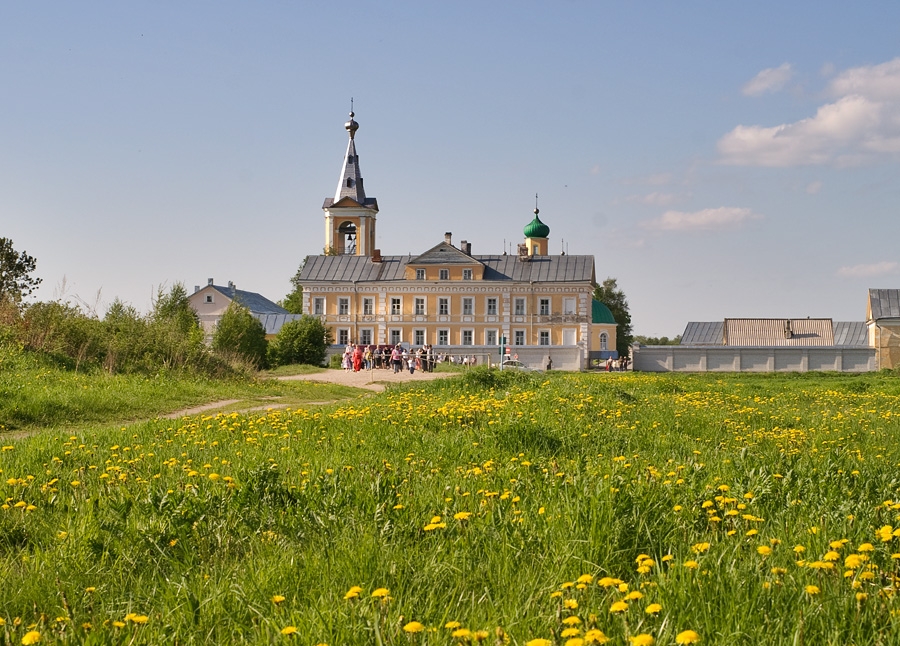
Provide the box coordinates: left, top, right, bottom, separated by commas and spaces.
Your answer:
275, 367, 454, 391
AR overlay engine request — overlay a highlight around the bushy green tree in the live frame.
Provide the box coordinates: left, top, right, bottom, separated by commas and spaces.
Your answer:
212, 303, 268, 369
0, 237, 42, 302
593, 277, 634, 358
20, 301, 104, 371
148, 283, 207, 371
280, 258, 306, 314
267, 316, 332, 367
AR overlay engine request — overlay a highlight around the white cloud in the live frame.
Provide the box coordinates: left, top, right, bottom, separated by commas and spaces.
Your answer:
642, 207, 761, 231
742, 63, 793, 96
837, 261, 899, 278
719, 57, 900, 166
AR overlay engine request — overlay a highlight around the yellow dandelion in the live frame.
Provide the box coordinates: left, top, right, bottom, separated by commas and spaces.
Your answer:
344, 586, 363, 600
452, 628, 472, 639
403, 621, 425, 633
610, 601, 629, 613
683, 560, 699, 569
562, 616, 581, 625
584, 629, 610, 644
561, 627, 582, 638
371, 588, 389, 598
454, 511, 472, 521
629, 634, 654, 646
805, 585, 820, 595
757, 546, 771, 556
645, 603, 662, 614
21, 632, 41, 645
444, 621, 461, 629
624, 591, 643, 601
576, 574, 594, 584
566, 638, 585, 646
272, 595, 286, 604
281, 626, 298, 635
526, 640, 552, 646
856, 592, 868, 601
858, 543, 875, 552
675, 630, 701, 644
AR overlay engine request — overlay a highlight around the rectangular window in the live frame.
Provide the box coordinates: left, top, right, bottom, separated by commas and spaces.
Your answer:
462, 269, 472, 280
485, 329, 498, 345
438, 298, 449, 315
514, 298, 526, 316
339, 298, 350, 315
539, 298, 550, 316
514, 330, 525, 346
363, 298, 374, 315
313, 297, 325, 315
462, 297, 474, 316
539, 330, 550, 346
486, 297, 498, 316
414, 329, 425, 345
438, 329, 449, 345
205, 294, 214, 304
414, 297, 425, 315
360, 329, 373, 345
439, 269, 449, 280
391, 298, 401, 315
390, 329, 402, 345
338, 329, 350, 345
462, 330, 474, 345
416, 269, 425, 280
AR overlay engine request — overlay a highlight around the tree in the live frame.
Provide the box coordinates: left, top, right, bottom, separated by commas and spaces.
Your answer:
267, 315, 332, 367
634, 335, 682, 346
280, 258, 306, 314
0, 238, 42, 302
593, 277, 633, 358
212, 303, 268, 369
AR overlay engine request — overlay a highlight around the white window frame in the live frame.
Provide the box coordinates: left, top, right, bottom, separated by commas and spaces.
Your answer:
414, 329, 426, 346
462, 329, 474, 346
438, 297, 449, 316
539, 330, 551, 346
486, 297, 498, 316
414, 297, 426, 316
205, 294, 214, 304
338, 328, 350, 345
360, 328, 373, 345
363, 297, 374, 315
339, 297, 350, 315
600, 332, 608, 351
416, 269, 426, 280
389, 329, 402, 345
462, 297, 474, 316
437, 329, 449, 345
514, 329, 526, 346
485, 329, 498, 346
439, 269, 449, 280
539, 298, 550, 316
462, 269, 473, 280
514, 298, 526, 316
391, 297, 402, 316
313, 297, 325, 316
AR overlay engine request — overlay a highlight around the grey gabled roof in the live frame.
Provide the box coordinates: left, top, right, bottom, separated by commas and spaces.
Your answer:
868, 289, 900, 320
408, 242, 479, 265
300, 253, 595, 283
833, 321, 869, 346
211, 285, 288, 315
681, 322, 724, 345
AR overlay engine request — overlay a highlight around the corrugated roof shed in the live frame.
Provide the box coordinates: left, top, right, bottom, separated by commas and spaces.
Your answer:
868, 289, 900, 319
724, 318, 834, 346
300, 254, 595, 283
681, 322, 724, 345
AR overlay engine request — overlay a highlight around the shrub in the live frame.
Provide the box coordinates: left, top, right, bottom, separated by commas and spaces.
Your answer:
268, 316, 332, 367
212, 303, 268, 369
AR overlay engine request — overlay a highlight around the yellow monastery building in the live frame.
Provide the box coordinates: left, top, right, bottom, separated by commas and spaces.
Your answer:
299, 113, 617, 370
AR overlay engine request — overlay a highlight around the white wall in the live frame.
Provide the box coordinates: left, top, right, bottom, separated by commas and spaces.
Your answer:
633, 346, 876, 373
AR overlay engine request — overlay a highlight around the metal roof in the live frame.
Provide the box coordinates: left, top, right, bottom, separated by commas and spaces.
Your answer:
724, 318, 834, 346
210, 285, 288, 315
833, 321, 869, 346
300, 253, 595, 284
592, 299, 616, 325
868, 289, 900, 319
681, 322, 724, 345
254, 313, 303, 335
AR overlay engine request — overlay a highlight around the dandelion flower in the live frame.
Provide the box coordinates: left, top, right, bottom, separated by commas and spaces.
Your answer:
526, 640, 552, 646
561, 627, 582, 637
21, 632, 41, 645
629, 634, 654, 646
609, 601, 629, 614
805, 585, 820, 595
566, 638, 585, 646
624, 591, 643, 601
281, 626, 298, 635
645, 603, 662, 615
403, 622, 425, 633
576, 574, 594, 584
371, 588, 389, 598
444, 621, 461, 629
675, 630, 701, 644
452, 628, 472, 639
562, 616, 581, 625
344, 586, 363, 600
858, 543, 874, 552
454, 511, 472, 521
683, 560, 699, 570
584, 629, 610, 644
272, 595, 286, 604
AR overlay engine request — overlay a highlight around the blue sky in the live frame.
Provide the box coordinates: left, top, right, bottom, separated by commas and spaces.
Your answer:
3, 2, 900, 335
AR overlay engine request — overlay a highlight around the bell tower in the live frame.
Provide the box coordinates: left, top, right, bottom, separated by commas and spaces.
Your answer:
322, 110, 379, 256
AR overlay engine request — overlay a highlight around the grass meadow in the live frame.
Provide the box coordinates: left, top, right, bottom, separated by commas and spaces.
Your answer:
3, 366, 900, 644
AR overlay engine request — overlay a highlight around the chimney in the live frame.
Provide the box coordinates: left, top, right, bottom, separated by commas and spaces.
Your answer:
444, 232, 452, 245
228, 281, 234, 289
207, 278, 214, 286
460, 240, 471, 255
372, 249, 382, 263
194, 285, 200, 293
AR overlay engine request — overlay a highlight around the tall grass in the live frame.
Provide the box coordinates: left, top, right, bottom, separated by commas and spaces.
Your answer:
2, 369, 900, 644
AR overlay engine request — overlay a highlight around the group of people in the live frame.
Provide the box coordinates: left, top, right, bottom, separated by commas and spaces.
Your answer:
341, 344, 441, 374
605, 356, 630, 371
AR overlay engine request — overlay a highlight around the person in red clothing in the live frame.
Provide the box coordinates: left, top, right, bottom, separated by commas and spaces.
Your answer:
352, 344, 363, 372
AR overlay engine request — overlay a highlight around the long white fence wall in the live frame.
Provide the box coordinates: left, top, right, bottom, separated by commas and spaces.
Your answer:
632, 345, 876, 373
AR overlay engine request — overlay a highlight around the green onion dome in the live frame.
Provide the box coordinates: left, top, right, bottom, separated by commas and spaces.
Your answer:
524, 208, 550, 238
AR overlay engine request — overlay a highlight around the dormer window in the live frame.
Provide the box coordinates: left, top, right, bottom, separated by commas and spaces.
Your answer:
439, 269, 449, 280
205, 294, 213, 304
416, 269, 425, 280
463, 269, 473, 280
346, 178, 353, 187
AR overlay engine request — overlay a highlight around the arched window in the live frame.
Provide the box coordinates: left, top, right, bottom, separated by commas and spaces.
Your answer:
600, 332, 608, 351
